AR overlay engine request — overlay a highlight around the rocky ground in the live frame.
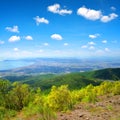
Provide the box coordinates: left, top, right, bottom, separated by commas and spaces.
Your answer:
57, 95, 120, 120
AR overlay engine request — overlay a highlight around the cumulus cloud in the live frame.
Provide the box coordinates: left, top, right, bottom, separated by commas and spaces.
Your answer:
102, 40, 107, 43
13, 48, 19, 51
105, 48, 110, 52
95, 48, 110, 55
89, 46, 95, 50
5, 26, 19, 33
77, 6, 102, 20
81, 41, 95, 49
25, 35, 33, 40
89, 34, 100, 39
38, 49, 44, 53
95, 49, 105, 56
81, 45, 87, 48
51, 34, 63, 40
8, 36, 20, 42
48, 4, 72, 15
34, 16, 49, 25
64, 43, 68, 46
89, 35, 96, 39
44, 43, 49, 46
0, 40, 5, 44
111, 6, 116, 11
77, 6, 118, 22
88, 41, 96, 45
100, 13, 118, 23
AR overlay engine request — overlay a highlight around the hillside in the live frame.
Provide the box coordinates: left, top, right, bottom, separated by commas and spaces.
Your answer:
0, 79, 120, 120
57, 95, 120, 120
2, 68, 120, 92
93, 68, 120, 80
0, 68, 120, 120
23, 73, 101, 90
21, 68, 120, 90
81, 68, 120, 80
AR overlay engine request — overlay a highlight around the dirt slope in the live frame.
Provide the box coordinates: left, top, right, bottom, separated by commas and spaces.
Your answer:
57, 95, 120, 120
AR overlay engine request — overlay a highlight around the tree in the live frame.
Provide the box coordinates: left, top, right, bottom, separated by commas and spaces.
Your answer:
6, 82, 32, 110
0, 79, 11, 107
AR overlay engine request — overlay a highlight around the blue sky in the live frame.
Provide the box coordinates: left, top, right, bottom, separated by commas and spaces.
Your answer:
0, 0, 120, 59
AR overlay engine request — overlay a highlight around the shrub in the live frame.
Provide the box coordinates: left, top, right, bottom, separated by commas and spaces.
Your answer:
47, 85, 73, 111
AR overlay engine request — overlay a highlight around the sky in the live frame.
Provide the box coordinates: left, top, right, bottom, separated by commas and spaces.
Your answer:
0, 0, 120, 59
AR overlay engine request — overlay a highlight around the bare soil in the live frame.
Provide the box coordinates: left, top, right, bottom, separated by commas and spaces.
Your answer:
57, 95, 120, 120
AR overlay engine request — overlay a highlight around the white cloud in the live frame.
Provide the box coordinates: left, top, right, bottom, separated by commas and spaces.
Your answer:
25, 35, 33, 40
44, 43, 49, 46
8, 36, 20, 42
13, 48, 19, 52
100, 13, 118, 23
95, 49, 104, 55
0, 40, 5, 44
102, 40, 107, 43
77, 6, 118, 23
51, 34, 63, 40
111, 6, 116, 11
77, 6, 102, 20
95, 48, 110, 56
89, 34, 100, 39
34, 16, 49, 25
48, 3, 72, 15
88, 41, 96, 45
105, 48, 110, 52
64, 43, 68, 46
38, 49, 44, 53
89, 35, 96, 39
5, 26, 19, 33
81, 45, 87, 48
89, 46, 95, 50
48, 4, 59, 14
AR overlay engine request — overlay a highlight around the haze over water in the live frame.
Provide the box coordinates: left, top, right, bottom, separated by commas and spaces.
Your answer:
0, 60, 34, 70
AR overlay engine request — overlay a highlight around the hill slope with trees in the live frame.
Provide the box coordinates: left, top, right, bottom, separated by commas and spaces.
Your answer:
2, 68, 120, 92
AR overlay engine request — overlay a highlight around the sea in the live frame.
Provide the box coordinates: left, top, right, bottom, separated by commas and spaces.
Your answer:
0, 60, 34, 70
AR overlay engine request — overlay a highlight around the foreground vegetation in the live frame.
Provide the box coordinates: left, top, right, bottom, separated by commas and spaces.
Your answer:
0, 78, 120, 120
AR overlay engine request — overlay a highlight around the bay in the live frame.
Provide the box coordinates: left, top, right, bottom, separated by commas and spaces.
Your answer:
0, 60, 34, 70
